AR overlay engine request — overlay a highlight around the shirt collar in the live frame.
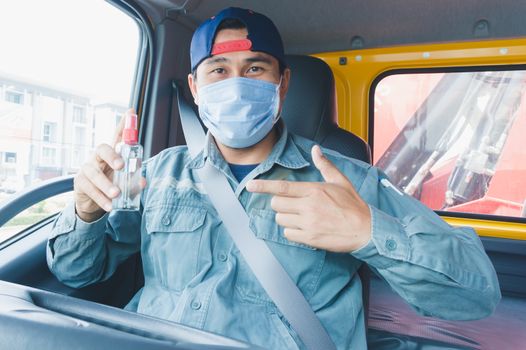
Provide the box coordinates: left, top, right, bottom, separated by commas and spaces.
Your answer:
186, 121, 310, 172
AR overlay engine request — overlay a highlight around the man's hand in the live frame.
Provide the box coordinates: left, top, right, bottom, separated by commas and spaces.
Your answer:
74, 109, 146, 222
246, 145, 371, 253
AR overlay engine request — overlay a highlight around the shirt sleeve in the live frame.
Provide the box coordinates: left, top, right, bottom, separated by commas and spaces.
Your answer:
351, 166, 501, 320
46, 201, 141, 288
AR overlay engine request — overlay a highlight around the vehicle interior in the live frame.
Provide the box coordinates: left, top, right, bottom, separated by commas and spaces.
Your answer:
1, 0, 526, 349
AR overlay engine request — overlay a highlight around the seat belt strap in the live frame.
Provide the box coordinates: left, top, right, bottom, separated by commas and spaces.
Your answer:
172, 82, 336, 350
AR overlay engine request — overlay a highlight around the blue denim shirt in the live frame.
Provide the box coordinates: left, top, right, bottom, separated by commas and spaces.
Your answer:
47, 125, 501, 350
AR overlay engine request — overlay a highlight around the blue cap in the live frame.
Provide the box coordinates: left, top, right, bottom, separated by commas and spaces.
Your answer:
190, 7, 286, 71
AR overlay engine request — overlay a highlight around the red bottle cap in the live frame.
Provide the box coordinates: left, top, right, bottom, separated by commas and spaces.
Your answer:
123, 112, 138, 144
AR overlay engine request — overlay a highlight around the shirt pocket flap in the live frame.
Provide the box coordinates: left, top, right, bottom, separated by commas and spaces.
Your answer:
249, 208, 316, 250
145, 205, 206, 233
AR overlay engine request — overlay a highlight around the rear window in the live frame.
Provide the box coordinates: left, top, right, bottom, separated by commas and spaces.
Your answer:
372, 69, 526, 220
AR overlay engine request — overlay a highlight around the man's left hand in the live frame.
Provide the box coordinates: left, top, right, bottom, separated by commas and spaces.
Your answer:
246, 145, 371, 253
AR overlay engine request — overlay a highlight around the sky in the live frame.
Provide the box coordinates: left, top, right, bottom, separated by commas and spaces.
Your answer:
0, 0, 139, 106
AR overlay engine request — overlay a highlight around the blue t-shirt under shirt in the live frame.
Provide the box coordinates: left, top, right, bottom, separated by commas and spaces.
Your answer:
228, 163, 259, 182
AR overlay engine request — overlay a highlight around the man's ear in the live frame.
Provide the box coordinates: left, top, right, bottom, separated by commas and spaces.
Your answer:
187, 73, 199, 105
279, 68, 291, 102
277, 67, 291, 111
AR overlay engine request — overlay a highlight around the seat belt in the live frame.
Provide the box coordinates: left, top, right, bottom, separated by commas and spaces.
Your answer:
172, 81, 336, 350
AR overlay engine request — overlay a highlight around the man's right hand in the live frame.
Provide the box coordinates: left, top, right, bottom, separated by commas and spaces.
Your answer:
73, 109, 146, 222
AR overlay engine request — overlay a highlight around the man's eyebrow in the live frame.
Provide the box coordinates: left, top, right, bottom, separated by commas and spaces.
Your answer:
244, 55, 273, 65
203, 56, 229, 65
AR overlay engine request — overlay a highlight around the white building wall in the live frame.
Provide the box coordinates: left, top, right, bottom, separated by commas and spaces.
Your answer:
1, 76, 126, 187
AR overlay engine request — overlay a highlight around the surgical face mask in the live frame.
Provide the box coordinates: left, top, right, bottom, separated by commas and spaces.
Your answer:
196, 77, 281, 149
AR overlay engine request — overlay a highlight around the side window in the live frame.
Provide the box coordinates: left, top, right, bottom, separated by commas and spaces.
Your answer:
5, 90, 24, 105
0, 1, 140, 241
373, 69, 526, 219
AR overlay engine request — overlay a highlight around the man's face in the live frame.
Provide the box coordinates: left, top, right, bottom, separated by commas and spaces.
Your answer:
188, 27, 290, 106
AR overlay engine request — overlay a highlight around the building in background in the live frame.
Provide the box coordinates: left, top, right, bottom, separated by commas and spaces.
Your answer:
0, 74, 126, 193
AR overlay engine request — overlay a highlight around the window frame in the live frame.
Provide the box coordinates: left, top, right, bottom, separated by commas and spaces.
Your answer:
42, 121, 57, 144
368, 64, 526, 224
5, 90, 24, 105
72, 105, 87, 124
4, 152, 16, 164
40, 145, 58, 166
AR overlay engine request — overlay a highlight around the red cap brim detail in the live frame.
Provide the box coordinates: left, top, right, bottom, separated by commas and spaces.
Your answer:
211, 39, 253, 55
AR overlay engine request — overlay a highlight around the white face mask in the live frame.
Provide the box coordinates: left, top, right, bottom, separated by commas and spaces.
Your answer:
197, 77, 281, 148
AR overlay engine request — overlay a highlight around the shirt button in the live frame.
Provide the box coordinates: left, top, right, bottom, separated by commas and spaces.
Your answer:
161, 216, 171, 226
218, 252, 228, 262
385, 239, 397, 251
191, 300, 201, 310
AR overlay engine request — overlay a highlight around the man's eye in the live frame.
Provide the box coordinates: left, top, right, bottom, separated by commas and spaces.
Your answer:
211, 68, 225, 74
248, 66, 263, 73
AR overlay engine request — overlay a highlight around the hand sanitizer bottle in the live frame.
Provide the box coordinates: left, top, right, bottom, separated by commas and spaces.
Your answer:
112, 111, 143, 211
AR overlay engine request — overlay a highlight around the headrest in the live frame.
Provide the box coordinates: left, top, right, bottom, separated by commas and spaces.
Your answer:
281, 55, 371, 163
281, 55, 337, 142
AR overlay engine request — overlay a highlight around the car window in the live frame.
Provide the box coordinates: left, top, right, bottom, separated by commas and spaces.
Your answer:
0, 0, 140, 242
373, 69, 526, 219
0, 192, 73, 242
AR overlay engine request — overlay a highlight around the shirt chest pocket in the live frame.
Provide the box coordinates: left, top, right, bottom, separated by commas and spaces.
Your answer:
144, 204, 207, 293
234, 209, 326, 305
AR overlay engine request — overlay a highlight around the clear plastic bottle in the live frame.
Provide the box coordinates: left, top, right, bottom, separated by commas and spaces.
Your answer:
112, 112, 143, 211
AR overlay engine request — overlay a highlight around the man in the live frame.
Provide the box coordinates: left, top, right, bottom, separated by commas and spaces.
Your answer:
47, 7, 500, 350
